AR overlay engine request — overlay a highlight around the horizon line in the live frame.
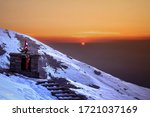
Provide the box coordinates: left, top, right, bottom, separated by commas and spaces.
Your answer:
33, 36, 150, 43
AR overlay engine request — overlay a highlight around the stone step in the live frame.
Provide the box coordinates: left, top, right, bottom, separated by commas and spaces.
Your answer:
51, 92, 71, 96
47, 80, 56, 83
57, 97, 82, 100
36, 79, 57, 85
54, 93, 77, 97
36, 78, 87, 100
41, 83, 60, 87
36, 81, 48, 85
47, 87, 67, 90
51, 90, 74, 95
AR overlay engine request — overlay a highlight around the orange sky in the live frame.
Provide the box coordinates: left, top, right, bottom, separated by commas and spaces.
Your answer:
0, 0, 150, 42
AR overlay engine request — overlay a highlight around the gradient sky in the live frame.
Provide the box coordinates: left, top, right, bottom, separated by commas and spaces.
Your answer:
0, 0, 150, 42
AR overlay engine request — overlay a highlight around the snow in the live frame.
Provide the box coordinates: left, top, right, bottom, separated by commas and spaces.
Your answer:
0, 28, 20, 68
0, 28, 150, 100
0, 73, 55, 100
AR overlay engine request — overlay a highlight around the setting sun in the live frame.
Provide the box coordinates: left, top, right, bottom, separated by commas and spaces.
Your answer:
0, 0, 150, 42
81, 42, 85, 46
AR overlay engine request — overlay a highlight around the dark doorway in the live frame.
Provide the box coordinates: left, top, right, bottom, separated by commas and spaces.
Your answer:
21, 56, 31, 71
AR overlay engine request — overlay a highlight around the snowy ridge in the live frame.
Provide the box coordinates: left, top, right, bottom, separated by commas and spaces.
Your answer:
0, 28, 150, 100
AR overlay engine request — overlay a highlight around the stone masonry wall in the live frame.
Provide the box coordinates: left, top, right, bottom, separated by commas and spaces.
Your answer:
9, 53, 39, 78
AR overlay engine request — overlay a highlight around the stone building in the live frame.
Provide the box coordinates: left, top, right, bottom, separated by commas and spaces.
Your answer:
9, 53, 39, 78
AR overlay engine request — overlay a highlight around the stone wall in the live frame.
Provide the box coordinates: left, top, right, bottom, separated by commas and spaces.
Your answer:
9, 53, 39, 78
10, 53, 22, 72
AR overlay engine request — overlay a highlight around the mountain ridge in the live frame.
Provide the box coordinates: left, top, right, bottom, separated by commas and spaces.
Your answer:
0, 28, 150, 100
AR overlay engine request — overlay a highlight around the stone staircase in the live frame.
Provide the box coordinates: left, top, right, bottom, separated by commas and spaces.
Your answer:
36, 78, 87, 100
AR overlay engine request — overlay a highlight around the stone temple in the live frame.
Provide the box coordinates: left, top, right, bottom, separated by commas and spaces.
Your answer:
9, 53, 39, 78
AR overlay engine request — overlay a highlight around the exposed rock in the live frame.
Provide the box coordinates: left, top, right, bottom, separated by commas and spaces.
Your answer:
45, 53, 68, 72
89, 84, 100, 89
94, 70, 101, 75
0, 44, 6, 56
4, 29, 11, 38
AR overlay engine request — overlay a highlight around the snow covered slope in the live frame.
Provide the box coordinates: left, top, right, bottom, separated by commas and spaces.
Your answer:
0, 73, 55, 100
0, 28, 150, 100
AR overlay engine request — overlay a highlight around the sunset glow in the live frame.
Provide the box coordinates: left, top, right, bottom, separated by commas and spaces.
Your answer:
0, 0, 150, 42
81, 42, 85, 46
